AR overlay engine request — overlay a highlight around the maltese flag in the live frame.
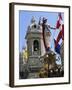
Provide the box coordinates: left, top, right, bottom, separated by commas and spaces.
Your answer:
54, 13, 64, 54
56, 13, 63, 29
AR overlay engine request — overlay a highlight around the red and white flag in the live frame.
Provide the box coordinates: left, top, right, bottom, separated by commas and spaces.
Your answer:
56, 13, 63, 29
55, 13, 64, 48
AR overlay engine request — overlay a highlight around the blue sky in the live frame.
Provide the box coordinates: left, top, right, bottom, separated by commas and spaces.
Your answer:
19, 10, 64, 52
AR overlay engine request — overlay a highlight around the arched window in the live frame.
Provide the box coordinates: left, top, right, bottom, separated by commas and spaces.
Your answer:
33, 24, 36, 28
33, 40, 39, 51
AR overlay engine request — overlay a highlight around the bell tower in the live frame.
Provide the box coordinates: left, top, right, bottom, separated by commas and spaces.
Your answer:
25, 17, 45, 74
